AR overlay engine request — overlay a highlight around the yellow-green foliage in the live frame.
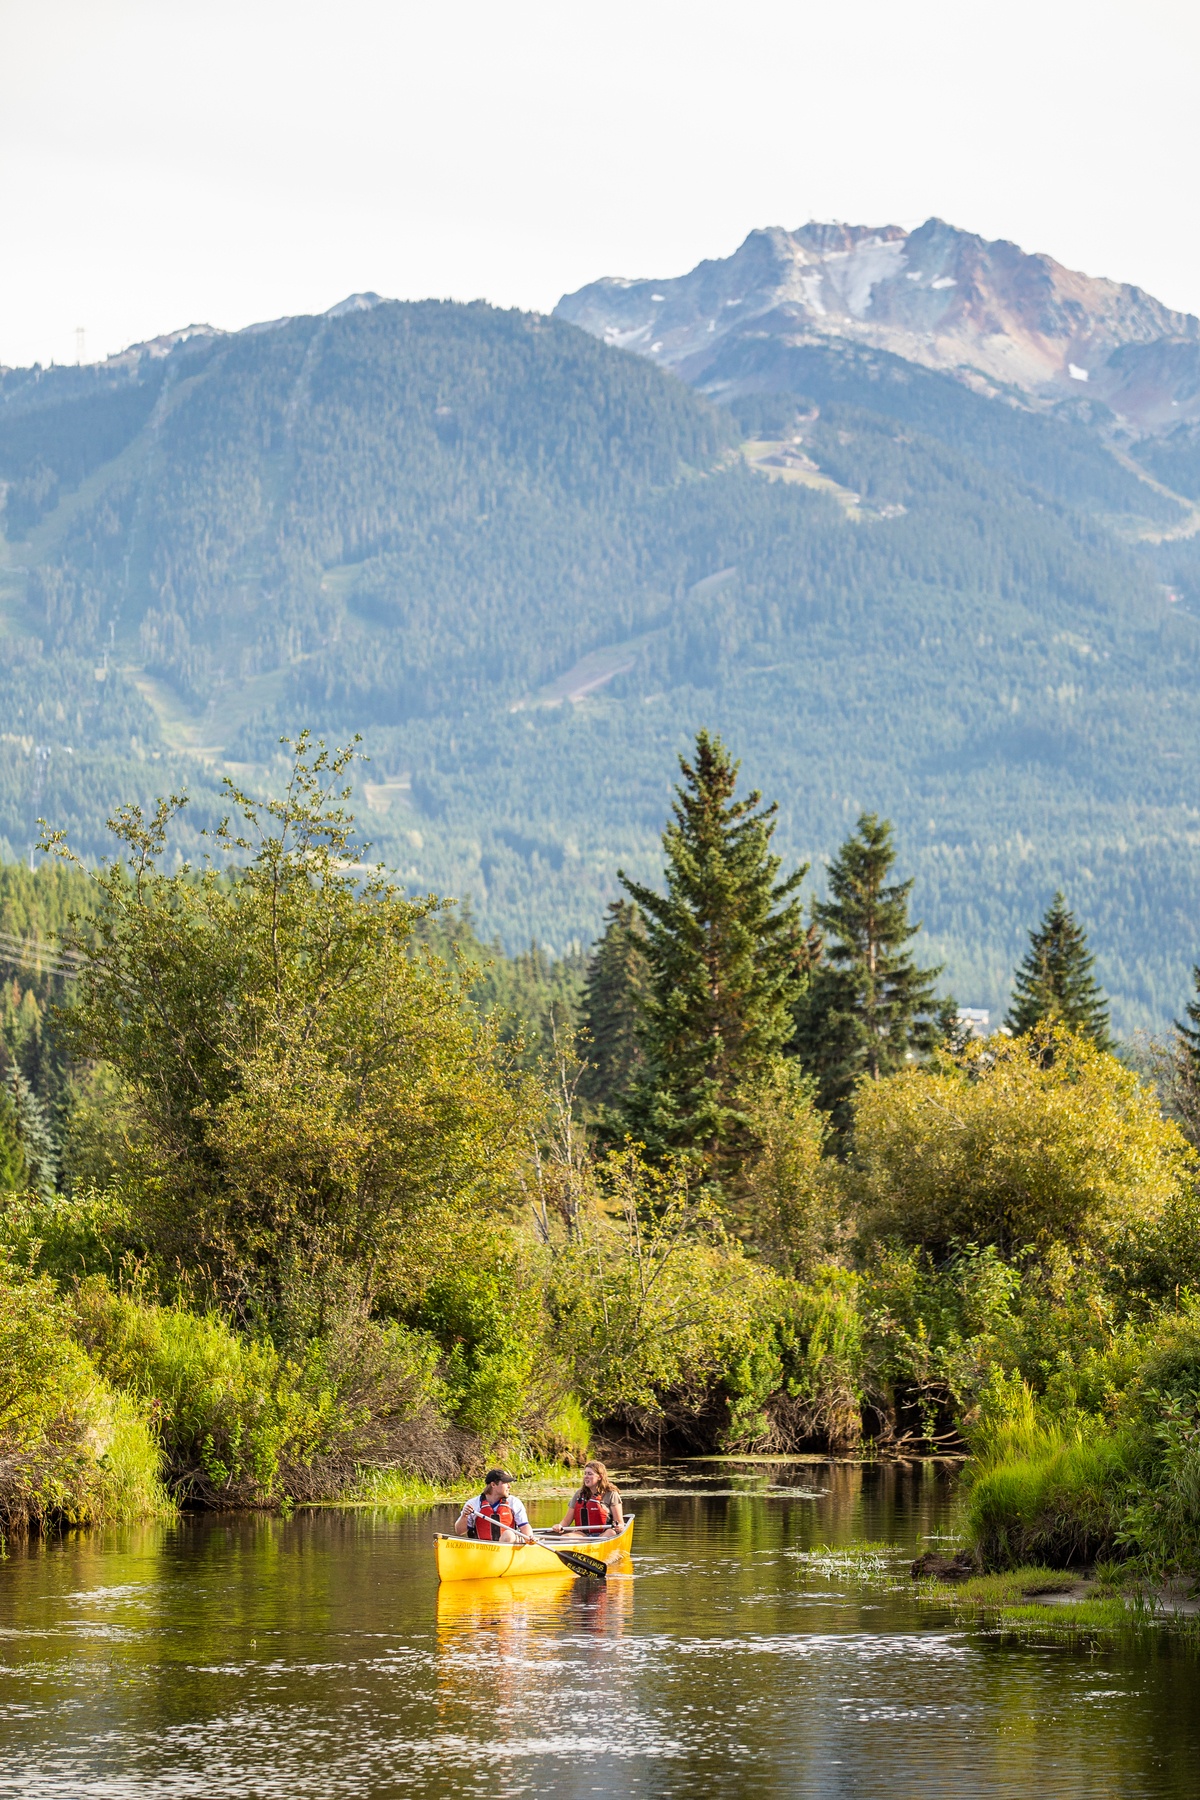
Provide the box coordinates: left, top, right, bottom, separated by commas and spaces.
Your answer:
852, 1026, 1192, 1254
50, 736, 537, 1310
737, 1061, 841, 1275
74, 1278, 446, 1506
0, 1183, 135, 1284
77, 1279, 316, 1506
411, 1231, 551, 1443
772, 1268, 867, 1449
0, 1257, 168, 1530
957, 1311, 1200, 1576
1109, 1182, 1200, 1308
540, 1392, 592, 1462
59, 1067, 140, 1196
864, 1242, 1019, 1391
549, 1145, 777, 1429
1111, 1319, 1200, 1574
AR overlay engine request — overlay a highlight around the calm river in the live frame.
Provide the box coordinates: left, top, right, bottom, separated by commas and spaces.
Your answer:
0, 1460, 1197, 1798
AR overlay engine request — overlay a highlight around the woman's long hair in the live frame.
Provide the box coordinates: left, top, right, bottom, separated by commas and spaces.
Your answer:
575, 1459, 616, 1503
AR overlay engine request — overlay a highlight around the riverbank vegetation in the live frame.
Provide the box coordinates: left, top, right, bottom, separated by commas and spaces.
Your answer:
3, 729, 1200, 1582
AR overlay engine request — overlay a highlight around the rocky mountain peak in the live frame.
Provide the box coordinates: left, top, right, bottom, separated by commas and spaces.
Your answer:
555, 218, 1200, 433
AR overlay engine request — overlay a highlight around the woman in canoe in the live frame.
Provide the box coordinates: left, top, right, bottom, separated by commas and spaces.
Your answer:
547, 1460, 625, 1542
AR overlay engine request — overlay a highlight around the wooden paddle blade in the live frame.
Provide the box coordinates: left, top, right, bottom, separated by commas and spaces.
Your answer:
554, 1549, 608, 1580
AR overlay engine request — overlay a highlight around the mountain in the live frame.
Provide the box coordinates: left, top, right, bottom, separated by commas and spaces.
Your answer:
555, 217, 1200, 435
2, 256, 1200, 1034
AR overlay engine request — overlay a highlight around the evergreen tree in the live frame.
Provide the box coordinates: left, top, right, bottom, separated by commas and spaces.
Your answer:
5, 1068, 58, 1197
792, 812, 948, 1132
1176, 965, 1200, 1078
619, 730, 809, 1173
0, 1086, 27, 1192
1166, 965, 1200, 1148
579, 899, 650, 1122
1005, 891, 1111, 1049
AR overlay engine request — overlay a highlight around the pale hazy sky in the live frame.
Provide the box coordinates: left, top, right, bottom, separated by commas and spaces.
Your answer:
2, 0, 1198, 369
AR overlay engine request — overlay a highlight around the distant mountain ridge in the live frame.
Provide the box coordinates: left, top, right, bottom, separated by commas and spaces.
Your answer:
0, 294, 391, 386
3, 240, 1200, 1034
555, 218, 1200, 433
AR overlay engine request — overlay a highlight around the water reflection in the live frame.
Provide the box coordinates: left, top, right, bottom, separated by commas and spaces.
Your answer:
0, 1462, 1196, 1797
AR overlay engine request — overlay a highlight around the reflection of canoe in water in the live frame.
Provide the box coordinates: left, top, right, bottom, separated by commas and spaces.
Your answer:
434, 1515, 636, 1582
436, 1561, 634, 1627
436, 1572, 577, 1623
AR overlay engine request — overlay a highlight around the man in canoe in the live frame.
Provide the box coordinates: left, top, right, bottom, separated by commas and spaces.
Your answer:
453, 1469, 535, 1545
547, 1460, 625, 1542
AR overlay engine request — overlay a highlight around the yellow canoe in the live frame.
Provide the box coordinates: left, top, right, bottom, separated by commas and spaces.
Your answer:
434, 1515, 636, 1582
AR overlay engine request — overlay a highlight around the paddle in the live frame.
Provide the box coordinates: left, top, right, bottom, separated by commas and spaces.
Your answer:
546, 1545, 608, 1580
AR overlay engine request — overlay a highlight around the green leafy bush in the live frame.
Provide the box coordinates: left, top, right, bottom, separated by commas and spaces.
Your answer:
960, 1316, 1200, 1573
737, 1062, 840, 1275
853, 1243, 1023, 1449
769, 1268, 867, 1450
0, 1257, 167, 1531
547, 1147, 774, 1438
47, 736, 537, 1319
75, 1278, 450, 1505
0, 1183, 136, 1285
414, 1250, 547, 1444
852, 1028, 1193, 1256
1119, 1391, 1200, 1574
1108, 1185, 1200, 1310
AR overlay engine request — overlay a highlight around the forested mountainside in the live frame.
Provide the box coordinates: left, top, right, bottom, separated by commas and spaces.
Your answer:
2, 290, 1200, 1031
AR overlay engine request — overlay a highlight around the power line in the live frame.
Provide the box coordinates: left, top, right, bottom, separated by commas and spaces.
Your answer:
0, 932, 83, 980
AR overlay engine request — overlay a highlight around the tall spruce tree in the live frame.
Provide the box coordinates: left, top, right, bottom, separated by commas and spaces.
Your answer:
579, 898, 651, 1123
1176, 966, 1200, 1078
1005, 892, 1111, 1049
619, 730, 810, 1174
4, 1069, 58, 1197
791, 812, 949, 1132
1167, 966, 1200, 1148
0, 1086, 27, 1192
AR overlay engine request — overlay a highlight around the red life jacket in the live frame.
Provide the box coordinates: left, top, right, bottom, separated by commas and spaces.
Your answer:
570, 1494, 612, 1532
473, 1496, 516, 1541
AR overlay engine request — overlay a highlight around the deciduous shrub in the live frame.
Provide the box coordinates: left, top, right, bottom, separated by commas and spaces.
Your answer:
852, 1027, 1192, 1255
0, 1183, 137, 1285
960, 1315, 1200, 1573
74, 1278, 451, 1505
1120, 1392, 1200, 1575
737, 1062, 841, 1276
414, 1246, 549, 1445
769, 1268, 867, 1450
1108, 1185, 1200, 1310
49, 737, 537, 1318
0, 1257, 167, 1531
547, 1146, 775, 1440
